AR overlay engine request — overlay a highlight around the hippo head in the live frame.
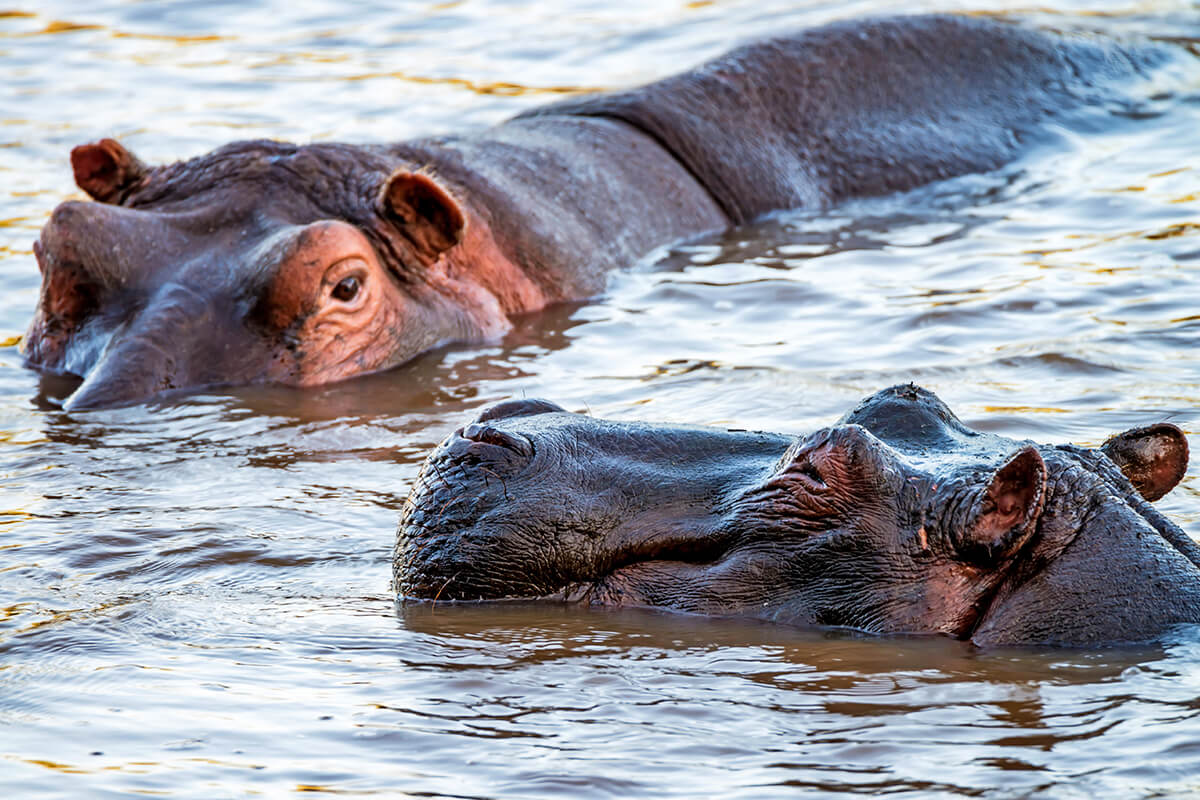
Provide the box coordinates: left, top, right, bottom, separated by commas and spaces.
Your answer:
24, 138, 512, 409
395, 386, 1200, 646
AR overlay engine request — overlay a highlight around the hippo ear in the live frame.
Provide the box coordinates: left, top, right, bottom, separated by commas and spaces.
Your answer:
378, 171, 465, 263
959, 447, 1046, 564
1102, 423, 1189, 502
70, 138, 147, 203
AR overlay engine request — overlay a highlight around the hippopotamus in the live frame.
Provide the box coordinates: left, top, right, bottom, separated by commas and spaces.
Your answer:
395, 386, 1199, 647
24, 15, 1172, 409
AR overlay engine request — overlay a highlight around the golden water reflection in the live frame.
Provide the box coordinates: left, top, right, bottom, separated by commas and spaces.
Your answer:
339, 69, 600, 96
0, 1, 1198, 798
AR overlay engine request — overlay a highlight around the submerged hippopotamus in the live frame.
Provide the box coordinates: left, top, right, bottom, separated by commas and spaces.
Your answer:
395, 386, 1199, 646
25, 15, 1171, 409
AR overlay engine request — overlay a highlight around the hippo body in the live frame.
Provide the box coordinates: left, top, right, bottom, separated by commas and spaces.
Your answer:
395, 386, 1198, 647
25, 15, 1170, 409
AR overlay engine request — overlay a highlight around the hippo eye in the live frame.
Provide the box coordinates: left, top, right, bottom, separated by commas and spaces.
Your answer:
331, 275, 361, 303
799, 461, 825, 486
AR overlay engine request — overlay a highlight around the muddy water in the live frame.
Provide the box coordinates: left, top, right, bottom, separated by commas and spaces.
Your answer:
2, 1, 1200, 797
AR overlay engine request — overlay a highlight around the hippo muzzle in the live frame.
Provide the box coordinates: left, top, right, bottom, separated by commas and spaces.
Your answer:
25, 202, 271, 409
396, 386, 1198, 647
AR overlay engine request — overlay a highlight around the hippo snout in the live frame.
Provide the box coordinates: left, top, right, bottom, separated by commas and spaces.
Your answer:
41, 280, 272, 411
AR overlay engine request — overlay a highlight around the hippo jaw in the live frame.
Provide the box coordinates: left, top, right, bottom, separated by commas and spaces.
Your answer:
24, 139, 515, 410
970, 487, 1200, 647
396, 388, 1197, 647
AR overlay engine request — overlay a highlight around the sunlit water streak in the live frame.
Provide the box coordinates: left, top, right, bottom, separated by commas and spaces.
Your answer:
1, 0, 1200, 797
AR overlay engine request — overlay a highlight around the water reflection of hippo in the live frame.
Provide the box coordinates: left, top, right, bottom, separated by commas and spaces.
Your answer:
395, 386, 1199, 647
25, 15, 1171, 409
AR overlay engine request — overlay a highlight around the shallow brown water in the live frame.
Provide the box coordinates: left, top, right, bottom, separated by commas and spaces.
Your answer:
2, 1, 1200, 797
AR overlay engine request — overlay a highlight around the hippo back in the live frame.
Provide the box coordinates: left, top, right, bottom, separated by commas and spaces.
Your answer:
524, 15, 1167, 222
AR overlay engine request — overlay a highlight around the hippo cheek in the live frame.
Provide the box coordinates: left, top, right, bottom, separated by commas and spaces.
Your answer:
592, 544, 1001, 638
970, 517, 1200, 647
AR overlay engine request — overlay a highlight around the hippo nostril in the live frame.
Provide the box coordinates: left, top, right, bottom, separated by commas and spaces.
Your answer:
473, 398, 565, 423
461, 423, 534, 457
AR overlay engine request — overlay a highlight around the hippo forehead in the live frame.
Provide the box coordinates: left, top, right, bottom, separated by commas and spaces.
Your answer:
837, 387, 1159, 504
93, 140, 406, 298
124, 140, 392, 224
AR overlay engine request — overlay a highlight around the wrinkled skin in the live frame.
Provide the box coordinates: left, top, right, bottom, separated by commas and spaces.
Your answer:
24, 15, 1174, 409
396, 386, 1200, 647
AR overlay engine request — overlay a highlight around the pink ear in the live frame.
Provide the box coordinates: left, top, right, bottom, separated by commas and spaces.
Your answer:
70, 138, 147, 203
1102, 422, 1189, 502
378, 171, 465, 262
960, 447, 1046, 563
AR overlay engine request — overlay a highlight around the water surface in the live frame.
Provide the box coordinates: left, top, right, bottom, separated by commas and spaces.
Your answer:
2, 1, 1200, 797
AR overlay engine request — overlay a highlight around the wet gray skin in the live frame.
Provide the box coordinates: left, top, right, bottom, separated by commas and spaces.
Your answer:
22, 15, 1176, 409
395, 385, 1199, 647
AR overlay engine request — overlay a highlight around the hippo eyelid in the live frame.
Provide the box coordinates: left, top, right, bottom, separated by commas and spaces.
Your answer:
797, 460, 826, 488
